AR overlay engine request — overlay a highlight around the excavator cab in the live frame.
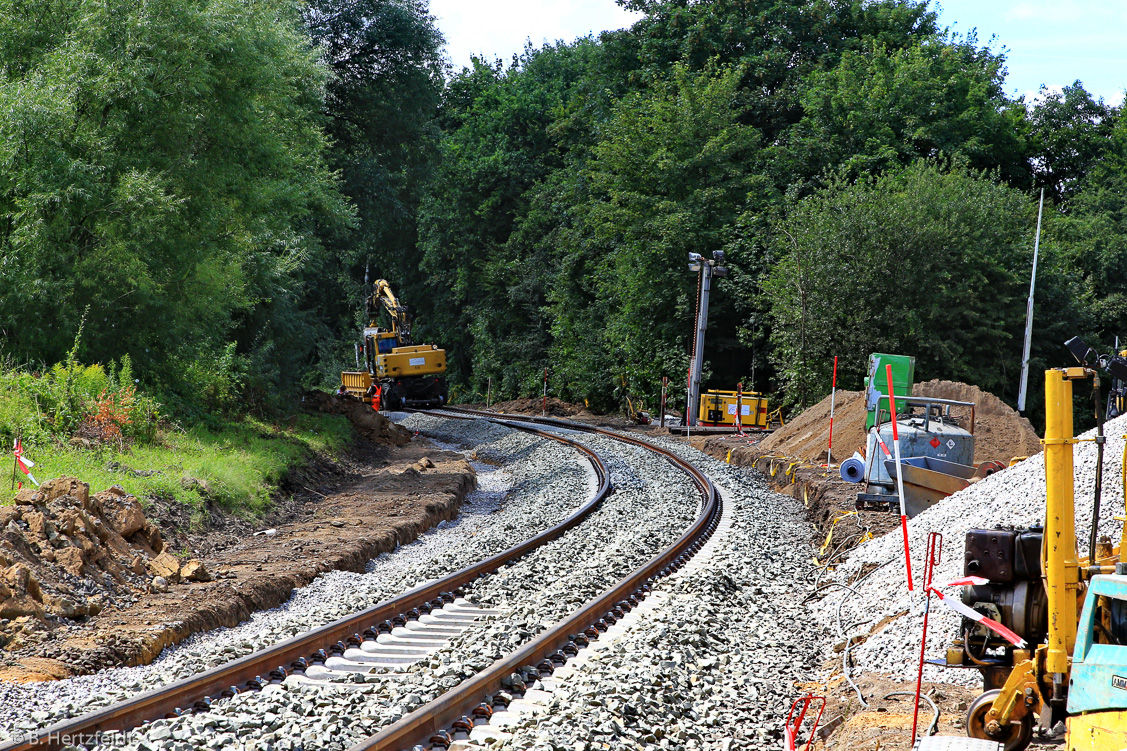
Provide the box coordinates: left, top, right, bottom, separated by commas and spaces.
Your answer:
374, 332, 397, 354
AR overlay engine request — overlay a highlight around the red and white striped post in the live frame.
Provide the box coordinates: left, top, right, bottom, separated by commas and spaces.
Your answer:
886, 364, 914, 591
735, 382, 744, 435
826, 356, 839, 467
913, 533, 943, 741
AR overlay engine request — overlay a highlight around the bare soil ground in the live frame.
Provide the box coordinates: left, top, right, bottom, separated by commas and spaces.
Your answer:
0, 433, 475, 683
812, 675, 982, 750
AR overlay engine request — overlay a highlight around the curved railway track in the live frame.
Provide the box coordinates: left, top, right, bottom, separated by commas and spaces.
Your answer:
1, 410, 720, 751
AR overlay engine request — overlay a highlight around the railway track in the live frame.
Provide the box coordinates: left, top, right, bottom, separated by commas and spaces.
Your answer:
1, 410, 721, 751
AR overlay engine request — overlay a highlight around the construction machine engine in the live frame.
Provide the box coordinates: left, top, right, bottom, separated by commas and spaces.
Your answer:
959, 528, 1047, 669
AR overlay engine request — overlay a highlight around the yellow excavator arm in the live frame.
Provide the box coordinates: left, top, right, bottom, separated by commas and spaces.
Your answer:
368, 279, 412, 344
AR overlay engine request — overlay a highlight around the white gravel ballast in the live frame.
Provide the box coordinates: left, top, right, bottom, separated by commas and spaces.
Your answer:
814, 411, 1127, 686
486, 434, 821, 750
3, 417, 731, 751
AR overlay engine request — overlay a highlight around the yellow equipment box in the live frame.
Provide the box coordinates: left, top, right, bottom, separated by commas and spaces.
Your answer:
376, 345, 447, 379
699, 390, 768, 428
341, 370, 373, 397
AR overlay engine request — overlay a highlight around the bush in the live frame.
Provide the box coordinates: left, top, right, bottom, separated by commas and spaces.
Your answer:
0, 354, 161, 451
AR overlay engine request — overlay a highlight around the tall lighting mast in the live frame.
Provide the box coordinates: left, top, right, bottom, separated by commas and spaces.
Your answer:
687, 250, 728, 425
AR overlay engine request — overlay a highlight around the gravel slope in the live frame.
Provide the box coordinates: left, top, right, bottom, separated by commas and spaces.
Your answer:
814, 412, 1127, 686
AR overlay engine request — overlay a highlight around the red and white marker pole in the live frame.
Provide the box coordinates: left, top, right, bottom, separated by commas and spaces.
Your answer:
886, 364, 914, 591
826, 355, 838, 466
735, 382, 744, 435
542, 368, 548, 416
912, 533, 942, 741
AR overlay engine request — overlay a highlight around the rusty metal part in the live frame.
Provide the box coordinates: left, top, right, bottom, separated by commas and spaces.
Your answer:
0, 416, 612, 751
966, 689, 1034, 751
348, 407, 720, 751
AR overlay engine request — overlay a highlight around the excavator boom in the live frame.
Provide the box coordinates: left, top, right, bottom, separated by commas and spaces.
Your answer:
368, 279, 413, 344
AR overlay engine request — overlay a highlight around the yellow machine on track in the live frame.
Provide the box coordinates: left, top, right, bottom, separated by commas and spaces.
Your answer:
341, 280, 447, 409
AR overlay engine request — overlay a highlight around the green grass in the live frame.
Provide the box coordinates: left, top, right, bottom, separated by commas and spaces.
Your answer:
4, 413, 352, 520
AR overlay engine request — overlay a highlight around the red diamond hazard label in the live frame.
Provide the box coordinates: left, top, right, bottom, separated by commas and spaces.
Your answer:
930, 438, 941, 449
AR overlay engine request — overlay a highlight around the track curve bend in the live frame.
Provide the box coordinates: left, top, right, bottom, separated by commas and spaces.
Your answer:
0, 417, 609, 751
350, 409, 721, 751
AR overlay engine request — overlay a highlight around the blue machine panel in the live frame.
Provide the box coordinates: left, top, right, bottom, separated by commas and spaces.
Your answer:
1069, 575, 1127, 715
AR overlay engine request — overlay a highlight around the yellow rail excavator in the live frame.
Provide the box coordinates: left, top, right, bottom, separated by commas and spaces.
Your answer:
340, 279, 447, 410
937, 337, 1127, 751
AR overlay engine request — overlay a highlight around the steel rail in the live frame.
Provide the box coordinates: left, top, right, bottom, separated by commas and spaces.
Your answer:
0, 418, 610, 751
349, 408, 720, 751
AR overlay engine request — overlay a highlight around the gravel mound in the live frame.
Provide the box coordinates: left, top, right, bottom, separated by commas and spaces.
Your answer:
814, 411, 1127, 685
500, 434, 818, 749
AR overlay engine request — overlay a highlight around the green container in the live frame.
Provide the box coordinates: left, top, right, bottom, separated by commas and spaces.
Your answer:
864, 353, 916, 430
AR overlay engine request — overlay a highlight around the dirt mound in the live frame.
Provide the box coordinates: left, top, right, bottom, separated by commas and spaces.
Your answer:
345, 402, 411, 445
757, 381, 1042, 465
304, 391, 411, 446
467, 397, 589, 418
757, 390, 868, 463
913, 379, 1042, 463
2, 443, 479, 680
1, 478, 165, 640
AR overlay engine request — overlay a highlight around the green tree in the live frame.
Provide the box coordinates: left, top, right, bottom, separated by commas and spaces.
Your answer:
764, 163, 1050, 406
613, 0, 939, 141
549, 64, 765, 406
1048, 107, 1127, 342
417, 42, 606, 392
787, 38, 1029, 187
300, 0, 445, 382
1028, 82, 1118, 204
0, 0, 348, 411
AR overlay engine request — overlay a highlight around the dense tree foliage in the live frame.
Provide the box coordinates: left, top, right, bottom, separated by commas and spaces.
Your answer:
0, 0, 350, 414
300, 0, 445, 387
408, 0, 1125, 425
2, 0, 1126, 429
762, 162, 1088, 407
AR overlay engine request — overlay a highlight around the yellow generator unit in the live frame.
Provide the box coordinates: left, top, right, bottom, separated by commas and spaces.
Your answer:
698, 390, 768, 428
